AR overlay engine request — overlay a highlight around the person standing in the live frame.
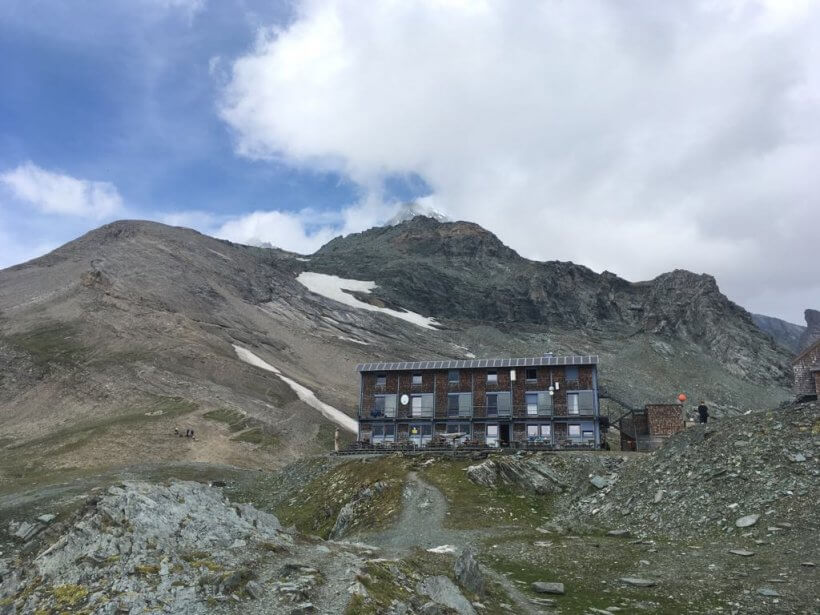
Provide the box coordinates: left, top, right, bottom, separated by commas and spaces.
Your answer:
334, 427, 340, 452
697, 401, 709, 424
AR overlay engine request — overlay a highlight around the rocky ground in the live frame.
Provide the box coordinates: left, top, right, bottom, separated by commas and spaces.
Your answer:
1, 402, 817, 614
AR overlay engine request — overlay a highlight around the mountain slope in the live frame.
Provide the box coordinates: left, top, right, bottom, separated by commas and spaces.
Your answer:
0, 218, 792, 483
752, 313, 805, 354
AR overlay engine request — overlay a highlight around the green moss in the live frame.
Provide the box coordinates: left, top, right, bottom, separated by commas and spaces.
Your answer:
134, 564, 160, 575
419, 459, 554, 530
275, 457, 408, 539
53, 584, 89, 607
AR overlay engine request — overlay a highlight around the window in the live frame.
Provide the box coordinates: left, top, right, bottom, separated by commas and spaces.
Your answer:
371, 424, 396, 444
567, 393, 580, 415
448, 394, 460, 417
412, 372, 423, 385
384, 395, 397, 418
410, 423, 432, 445
446, 423, 471, 436
568, 424, 581, 438
540, 425, 551, 437
486, 393, 498, 416
526, 393, 538, 415
412, 394, 433, 417
526, 367, 537, 381
527, 425, 538, 438
373, 396, 385, 417
376, 372, 387, 386
565, 366, 579, 382
487, 370, 498, 384
448, 370, 459, 384
582, 430, 594, 442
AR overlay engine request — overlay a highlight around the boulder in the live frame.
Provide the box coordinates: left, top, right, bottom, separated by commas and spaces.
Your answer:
590, 475, 609, 490
735, 514, 760, 528
532, 581, 565, 594
619, 577, 656, 587
454, 547, 484, 595
418, 576, 476, 615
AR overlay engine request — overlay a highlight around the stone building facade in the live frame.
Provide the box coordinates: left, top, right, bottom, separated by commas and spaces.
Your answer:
356, 354, 601, 448
620, 403, 685, 451
793, 340, 820, 400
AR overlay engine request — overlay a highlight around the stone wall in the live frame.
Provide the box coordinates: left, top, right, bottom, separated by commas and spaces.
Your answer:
646, 404, 685, 437
793, 342, 820, 397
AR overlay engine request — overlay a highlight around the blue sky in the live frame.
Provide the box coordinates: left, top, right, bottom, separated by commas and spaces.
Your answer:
0, 0, 425, 263
1, 1, 818, 323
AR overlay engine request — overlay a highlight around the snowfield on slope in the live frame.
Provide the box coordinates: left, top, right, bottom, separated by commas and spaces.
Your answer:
233, 345, 358, 433
296, 271, 440, 329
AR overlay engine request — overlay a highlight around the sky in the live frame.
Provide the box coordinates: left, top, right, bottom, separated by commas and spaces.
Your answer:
0, 0, 818, 324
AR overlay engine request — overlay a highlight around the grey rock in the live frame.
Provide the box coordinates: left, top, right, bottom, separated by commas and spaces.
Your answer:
757, 588, 780, 597
728, 549, 755, 556
532, 581, 565, 594
800, 562, 815, 567
37, 514, 56, 524
454, 547, 484, 595
607, 529, 630, 537
290, 603, 315, 614
590, 475, 610, 490
419, 602, 446, 615
786, 452, 806, 463
653, 489, 664, 503
735, 514, 760, 528
619, 577, 656, 587
13, 522, 42, 542
418, 576, 476, 615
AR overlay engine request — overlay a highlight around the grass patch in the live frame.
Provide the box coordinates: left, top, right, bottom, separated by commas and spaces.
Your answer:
275, 457, 409, 539
203, 408, 253, 432
231, 427, 278, 448
419, 458, 554, 530
52, 584, 89, 607
6, 324, 87, 368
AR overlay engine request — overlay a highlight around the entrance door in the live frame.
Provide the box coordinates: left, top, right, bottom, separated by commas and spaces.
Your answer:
499, 424, 511, 446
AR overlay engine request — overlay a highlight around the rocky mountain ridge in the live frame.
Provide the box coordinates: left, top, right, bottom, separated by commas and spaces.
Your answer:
311, 216, 790, 384
0, 217, 793, 480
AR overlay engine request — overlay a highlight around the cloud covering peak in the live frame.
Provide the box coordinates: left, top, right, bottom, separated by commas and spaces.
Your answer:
218, 0, 820, 322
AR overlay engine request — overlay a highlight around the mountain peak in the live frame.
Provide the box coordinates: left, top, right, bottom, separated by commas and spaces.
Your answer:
385, 201, 450, 226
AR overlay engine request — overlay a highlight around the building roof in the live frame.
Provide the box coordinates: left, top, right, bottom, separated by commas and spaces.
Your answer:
356, 354, 599, 372
793, 338, 820, 364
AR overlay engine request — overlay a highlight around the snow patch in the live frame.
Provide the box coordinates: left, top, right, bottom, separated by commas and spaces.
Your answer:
233, 345, 358, 433
297, 272, 440, 330
427, 545, 457, 554
338, 335, 369, 345
294, 257, 311, 262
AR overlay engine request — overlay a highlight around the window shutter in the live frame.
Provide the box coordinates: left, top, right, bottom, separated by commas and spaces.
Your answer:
537, 392, 552, 414
459, 393, 473, 416
579, 391, 595, 412
384, 395, 397, 417
497, 392, 511, 415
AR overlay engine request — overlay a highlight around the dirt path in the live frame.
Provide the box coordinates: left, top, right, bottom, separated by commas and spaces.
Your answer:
364, 472, 545, 615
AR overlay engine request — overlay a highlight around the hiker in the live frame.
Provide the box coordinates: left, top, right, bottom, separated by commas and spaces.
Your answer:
174, 427, 179, 437
334, 427, 340, 453
697, 401, 709, 424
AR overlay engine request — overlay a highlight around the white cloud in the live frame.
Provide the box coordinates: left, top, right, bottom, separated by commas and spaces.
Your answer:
219, 0, 820, 322
1, 162, 123, 220
165, 194, 400, 255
